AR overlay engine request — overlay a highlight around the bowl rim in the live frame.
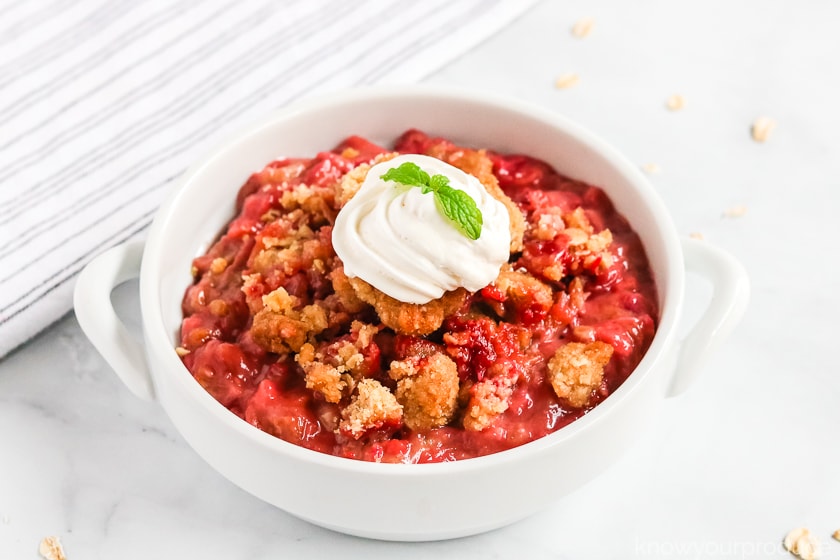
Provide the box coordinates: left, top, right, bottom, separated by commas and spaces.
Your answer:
140, 84, 684, 474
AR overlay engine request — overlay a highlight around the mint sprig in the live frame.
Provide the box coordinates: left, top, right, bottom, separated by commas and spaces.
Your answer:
381, 162, 483, 240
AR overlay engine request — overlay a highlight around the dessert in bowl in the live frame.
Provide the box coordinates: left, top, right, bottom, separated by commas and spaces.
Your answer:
74, 87, 748, 540
177, 127, 658, 462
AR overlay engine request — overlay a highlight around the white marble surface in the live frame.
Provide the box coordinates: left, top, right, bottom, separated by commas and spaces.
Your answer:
3, 1, 840, 558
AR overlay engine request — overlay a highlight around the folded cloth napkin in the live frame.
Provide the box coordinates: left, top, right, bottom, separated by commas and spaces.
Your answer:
0, 0, 534, 359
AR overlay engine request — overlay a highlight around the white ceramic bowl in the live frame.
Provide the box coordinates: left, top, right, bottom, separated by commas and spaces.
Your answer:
73, 87, 749, 541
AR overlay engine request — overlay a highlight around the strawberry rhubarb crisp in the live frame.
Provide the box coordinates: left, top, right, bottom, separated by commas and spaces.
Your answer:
178, 129, 658, 463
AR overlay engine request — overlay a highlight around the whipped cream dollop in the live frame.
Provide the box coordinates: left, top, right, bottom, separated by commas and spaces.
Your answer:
333, 154, 511, 304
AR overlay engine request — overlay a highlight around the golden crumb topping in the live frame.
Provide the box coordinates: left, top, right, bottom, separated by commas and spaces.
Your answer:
462, 376, 516, 432
390, 352, 460, 431
547, 341, 613, 408
339, 379, 403, 439
348, 276, 466, 336
252, 287, 328, 354
296, 321, 379, 403
335, 152, 398, 207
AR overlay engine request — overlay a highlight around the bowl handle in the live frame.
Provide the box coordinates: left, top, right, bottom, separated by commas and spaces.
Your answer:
667, 238, 750, 397
73, 241, 155, 401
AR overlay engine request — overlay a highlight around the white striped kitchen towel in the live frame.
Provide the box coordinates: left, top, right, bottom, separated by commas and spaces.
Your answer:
0, 0, 536, 359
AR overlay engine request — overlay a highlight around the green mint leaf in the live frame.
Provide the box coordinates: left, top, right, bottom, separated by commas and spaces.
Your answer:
434, 185, 483, 240
429, 173, 450, 191
380, 161, 484, 240
380, 162, 430, 189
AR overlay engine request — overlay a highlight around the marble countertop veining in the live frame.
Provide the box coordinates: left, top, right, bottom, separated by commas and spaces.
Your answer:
3, 1, 840, 558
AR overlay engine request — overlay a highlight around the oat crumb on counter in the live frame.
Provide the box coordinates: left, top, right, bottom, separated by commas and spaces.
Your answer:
832, 529, 840, 542
641, 163, 661, 175
39, 536, 66, 560
752, 116, 776, 142
555, 73, 580, 89
571, 17, 594, 38
689, 232, 704, 240
665, 94, 685, 111
722, 205, 748, 218
783, 528, 819, 560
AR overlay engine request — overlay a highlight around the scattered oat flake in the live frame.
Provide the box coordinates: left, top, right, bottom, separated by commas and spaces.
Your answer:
39, 536, 66, 560
752, 116, 776, 142
666, 94, 685, 111
784, 528, 808, 551
641, 163, 661, 175
175, 346, 190, 357
722, 205, 748, 218
571, 17, 595, 38
689, 232, 704, 240
783, 528, 819, 560
555, 73, 580, 89
832, 529, 840, 541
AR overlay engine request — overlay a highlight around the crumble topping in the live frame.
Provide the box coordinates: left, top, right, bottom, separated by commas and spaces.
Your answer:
335, 152, 398, 207
209, 257, 228, 274
296, 321, 379, 403
463, 375, 516, 432
339, 378, 403, 439
252, 286, 329, 353
390, 352, 459, 431
548, 341, 614, 408
348, 276, 466, 336
533, 207, 566, 240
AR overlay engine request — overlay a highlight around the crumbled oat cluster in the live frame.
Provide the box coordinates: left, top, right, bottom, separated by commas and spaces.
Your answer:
784, 528, 820, 560
179, 129, 658, 462
665, 94, 686, 111
752, 116, 776, 142
39, 536, 66, 560
555, 73, 580, 89
571, 17, 595, 38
